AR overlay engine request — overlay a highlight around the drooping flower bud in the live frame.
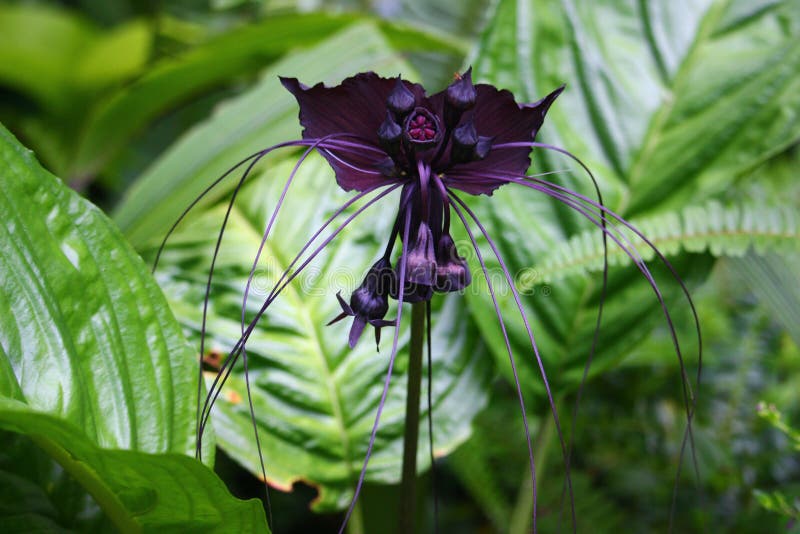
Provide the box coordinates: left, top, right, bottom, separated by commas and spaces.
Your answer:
350, 258, 392, 320
404, 222, 436, 286
387, 77, 416, 116
434, 233, 471, 292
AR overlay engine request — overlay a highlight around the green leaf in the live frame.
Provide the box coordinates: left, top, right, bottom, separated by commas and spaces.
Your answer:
0, 123, 267, 530
153, 155, 492, 511
757, 401, 800, 451
474, 0, 800, 212
728, 251, 800, 347
71, 12, 355, 179
0, 399, 269, 533
0, 124, 200, 456
73, 19, 151, 90
465, 0, 799, 395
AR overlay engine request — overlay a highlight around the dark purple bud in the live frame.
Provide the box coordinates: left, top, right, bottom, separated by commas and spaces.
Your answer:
350, 285, 389, 322
444, 68, 477, 127
377, 111, 402, 152
350, 257, 392, 319
446, 68, 477, 111
328, 259, 396, 349
403, 108, 441, 148
451, 119, 493, 164
434, 233, 471, 292
451, 118, 478, 164
404, 222, 436, 286
387, 77, 416, 116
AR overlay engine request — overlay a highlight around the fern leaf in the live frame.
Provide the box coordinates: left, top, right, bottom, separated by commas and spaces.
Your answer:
535, 201, 799, 282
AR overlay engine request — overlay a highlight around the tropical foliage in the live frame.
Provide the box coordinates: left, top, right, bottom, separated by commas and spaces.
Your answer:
1, 0, 798, 532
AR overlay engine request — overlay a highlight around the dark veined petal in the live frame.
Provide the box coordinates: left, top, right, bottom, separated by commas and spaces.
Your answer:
281, 73, 424, 192
444, 85, 564, 195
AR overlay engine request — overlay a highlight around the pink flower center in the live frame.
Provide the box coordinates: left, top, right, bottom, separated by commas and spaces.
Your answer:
405, 110, 438, 142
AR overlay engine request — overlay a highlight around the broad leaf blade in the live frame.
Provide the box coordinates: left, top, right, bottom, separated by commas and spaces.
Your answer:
0, 124, 199, 456
0, 4, 94, 110
71, 13, 365, 179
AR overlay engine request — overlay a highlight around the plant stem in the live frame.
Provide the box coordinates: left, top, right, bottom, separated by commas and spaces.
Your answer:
346, 499, 365, 534
509, 410, 558, 534
399, 301, 426, 533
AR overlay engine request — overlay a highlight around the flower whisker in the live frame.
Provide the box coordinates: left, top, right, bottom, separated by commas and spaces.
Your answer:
507, 171, 703, 520
446, 191, 541, 532
448, 189, 577, 532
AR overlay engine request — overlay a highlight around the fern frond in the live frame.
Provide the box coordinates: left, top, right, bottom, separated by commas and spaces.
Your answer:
536, 201, 799, 282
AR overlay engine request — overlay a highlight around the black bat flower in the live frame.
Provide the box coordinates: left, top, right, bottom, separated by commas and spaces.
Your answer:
157, 69, 700, 533
280, 69, 562, 346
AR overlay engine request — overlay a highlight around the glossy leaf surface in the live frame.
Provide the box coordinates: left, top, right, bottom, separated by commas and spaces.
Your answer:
0, 124, 267, 531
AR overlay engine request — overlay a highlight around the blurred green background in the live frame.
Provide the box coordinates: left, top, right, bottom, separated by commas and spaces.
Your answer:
1, 0, 798, 532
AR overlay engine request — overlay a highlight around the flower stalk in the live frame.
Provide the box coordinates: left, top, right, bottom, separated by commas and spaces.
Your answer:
399, 301, 426, 533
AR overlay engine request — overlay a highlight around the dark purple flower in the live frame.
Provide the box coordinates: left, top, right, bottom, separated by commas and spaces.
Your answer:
280, 69, 562, 196
162, 68, 700, 534
280, 68, 562, 347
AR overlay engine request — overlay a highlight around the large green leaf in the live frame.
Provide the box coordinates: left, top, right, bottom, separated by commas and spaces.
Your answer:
153, 155, 492, 511
0, 124, 201, 454
0, 125, 270, 530
0, 4, 152, 174
0, 399, 268, 533
465, 0, 800, 394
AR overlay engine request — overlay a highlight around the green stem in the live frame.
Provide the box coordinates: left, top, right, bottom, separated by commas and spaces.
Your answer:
346, 498, 365, 534
509, 410, 558, 534
398, 301, 426, 534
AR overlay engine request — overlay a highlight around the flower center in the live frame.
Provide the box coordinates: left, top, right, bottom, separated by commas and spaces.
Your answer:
404, 108, 440, 145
